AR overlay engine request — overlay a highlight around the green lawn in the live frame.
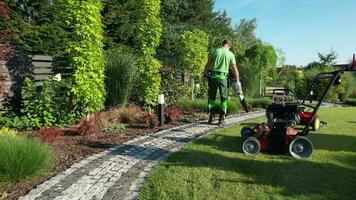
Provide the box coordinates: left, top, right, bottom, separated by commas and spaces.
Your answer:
139, 107, 356, 200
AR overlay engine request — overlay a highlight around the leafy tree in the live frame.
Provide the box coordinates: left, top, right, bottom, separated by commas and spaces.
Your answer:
232, 18, 259, 61
179, 29, 209, 99
318, 49, 337, 66
244, 42, 277, 96
179, 29, 209, 78
159, 0, 233, 67
61, 0, 105, 113
136, 0, 162, 107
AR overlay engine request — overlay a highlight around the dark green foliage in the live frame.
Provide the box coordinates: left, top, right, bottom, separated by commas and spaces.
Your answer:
345, 98, 356, 106
158, 0, 233, 70
0, 135, 53, 185
3, 0, 69, 56
303, 51, 353, 102
105, 48, 137, 107
102, 0, 139, 49
160, 66, 186, 105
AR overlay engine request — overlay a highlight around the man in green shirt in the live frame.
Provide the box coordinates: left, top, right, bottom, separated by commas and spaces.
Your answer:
203, 39, 240, 126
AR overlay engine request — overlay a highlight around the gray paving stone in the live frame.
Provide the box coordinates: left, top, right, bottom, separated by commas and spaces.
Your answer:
19, 111, 264, 200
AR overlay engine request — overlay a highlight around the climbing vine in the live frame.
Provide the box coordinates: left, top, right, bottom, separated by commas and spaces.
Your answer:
136, 0, 162, 106
62, 0, 105, 113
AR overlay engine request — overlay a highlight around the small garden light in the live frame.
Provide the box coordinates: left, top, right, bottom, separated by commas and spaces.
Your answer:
158, 94, 165, 126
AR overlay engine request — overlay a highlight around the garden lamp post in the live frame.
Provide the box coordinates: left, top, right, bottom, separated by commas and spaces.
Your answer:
158, 94, 165, 126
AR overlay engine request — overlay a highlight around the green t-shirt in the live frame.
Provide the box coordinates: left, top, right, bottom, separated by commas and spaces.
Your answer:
210, 47, 236, 79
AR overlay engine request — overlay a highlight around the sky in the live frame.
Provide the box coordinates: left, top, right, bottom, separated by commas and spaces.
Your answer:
214, 0, 356, 66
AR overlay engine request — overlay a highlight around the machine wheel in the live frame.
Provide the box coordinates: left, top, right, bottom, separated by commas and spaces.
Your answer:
312, 115, 321, 131
289, 136, 313, 158
242, 137, 261, 155
241, 127, 254, 138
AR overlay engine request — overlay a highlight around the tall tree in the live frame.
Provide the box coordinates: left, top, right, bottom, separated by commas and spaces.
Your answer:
244, 42, 277, 96
179, 29, 209, 99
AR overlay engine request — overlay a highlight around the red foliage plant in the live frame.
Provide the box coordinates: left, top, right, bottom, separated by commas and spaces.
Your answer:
164, 106, 183, 123
0, 1, 14, 61
0, 0, 10, 20
34, 127, 64, 143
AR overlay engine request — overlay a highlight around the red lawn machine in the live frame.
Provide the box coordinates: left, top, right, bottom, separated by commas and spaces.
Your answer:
241, 59, 356, 158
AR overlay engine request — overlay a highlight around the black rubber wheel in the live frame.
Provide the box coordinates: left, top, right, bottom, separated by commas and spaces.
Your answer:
289, 136, 313, 158
312, 115, 321, 131
242, 137, 261, 155
241, 127, 254, 138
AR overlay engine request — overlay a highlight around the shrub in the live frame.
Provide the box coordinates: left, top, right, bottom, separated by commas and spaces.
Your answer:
227, 98, 241, 114
160, 66, 186, 106
345, 98, 356, 106
177, 98, 240, 114
165, 107, 183, 123
0, 136, 53, 185
0, 115, 31, 130
144, 113, 159, 128
20, 77, 80, 129
247, 98, 272, 108
102, 123, 126, 133
34, 127, 64, 143
0, 127, 17, 137
177, 98, 206, 112
105, 48, 137, 107
119, 105, 144, 124
72, 118, 99, 136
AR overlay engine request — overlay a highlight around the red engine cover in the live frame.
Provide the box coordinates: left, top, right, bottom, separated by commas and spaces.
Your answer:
299, 111, 314, 124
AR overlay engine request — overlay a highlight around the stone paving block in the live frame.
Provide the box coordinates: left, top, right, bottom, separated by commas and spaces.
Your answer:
19, 111, 264, 200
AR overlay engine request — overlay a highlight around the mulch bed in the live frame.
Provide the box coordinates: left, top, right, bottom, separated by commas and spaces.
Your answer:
0, 123, 180, 200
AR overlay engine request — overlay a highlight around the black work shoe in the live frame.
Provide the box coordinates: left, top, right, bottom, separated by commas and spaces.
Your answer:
208, 113, 215, 124
218, 114, 225, 126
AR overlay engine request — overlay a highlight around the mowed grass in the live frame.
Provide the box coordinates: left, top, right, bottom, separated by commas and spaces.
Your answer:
139, 107, 356, 200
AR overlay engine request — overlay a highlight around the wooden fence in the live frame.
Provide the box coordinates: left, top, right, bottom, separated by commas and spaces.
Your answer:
0, 55, 54, 110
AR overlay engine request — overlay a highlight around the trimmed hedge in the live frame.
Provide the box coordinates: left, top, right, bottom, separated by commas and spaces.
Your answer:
176, 98, 241, 114
246, 98, 272, 108
345, 98, 356, 106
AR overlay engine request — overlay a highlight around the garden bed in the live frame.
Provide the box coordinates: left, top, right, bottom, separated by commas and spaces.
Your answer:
0, 123, 180, 200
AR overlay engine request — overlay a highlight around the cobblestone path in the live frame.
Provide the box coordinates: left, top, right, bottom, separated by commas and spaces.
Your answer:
20, 111, 264, 200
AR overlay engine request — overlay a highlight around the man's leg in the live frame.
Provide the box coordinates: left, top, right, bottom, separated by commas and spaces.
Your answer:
208, 78, 218, 124
218, 79, 228, 126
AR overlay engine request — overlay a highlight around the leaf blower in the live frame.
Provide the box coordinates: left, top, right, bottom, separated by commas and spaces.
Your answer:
230, 78, 249, 113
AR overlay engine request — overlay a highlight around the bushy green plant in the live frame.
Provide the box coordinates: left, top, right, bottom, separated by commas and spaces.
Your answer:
0, 127, 17, 137
0, 115, 31, 130
19, 77, 81, 128
247, 98, 272, 108
0, 136, 53, 185
105, 48, 137, 107
102, 123, 126, 133
62, 0, 105, 113
160, 66, 186, 106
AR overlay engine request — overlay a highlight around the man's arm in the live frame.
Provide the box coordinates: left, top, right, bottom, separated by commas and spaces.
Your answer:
204, 58, 212, 75
231, 64, 239, 80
